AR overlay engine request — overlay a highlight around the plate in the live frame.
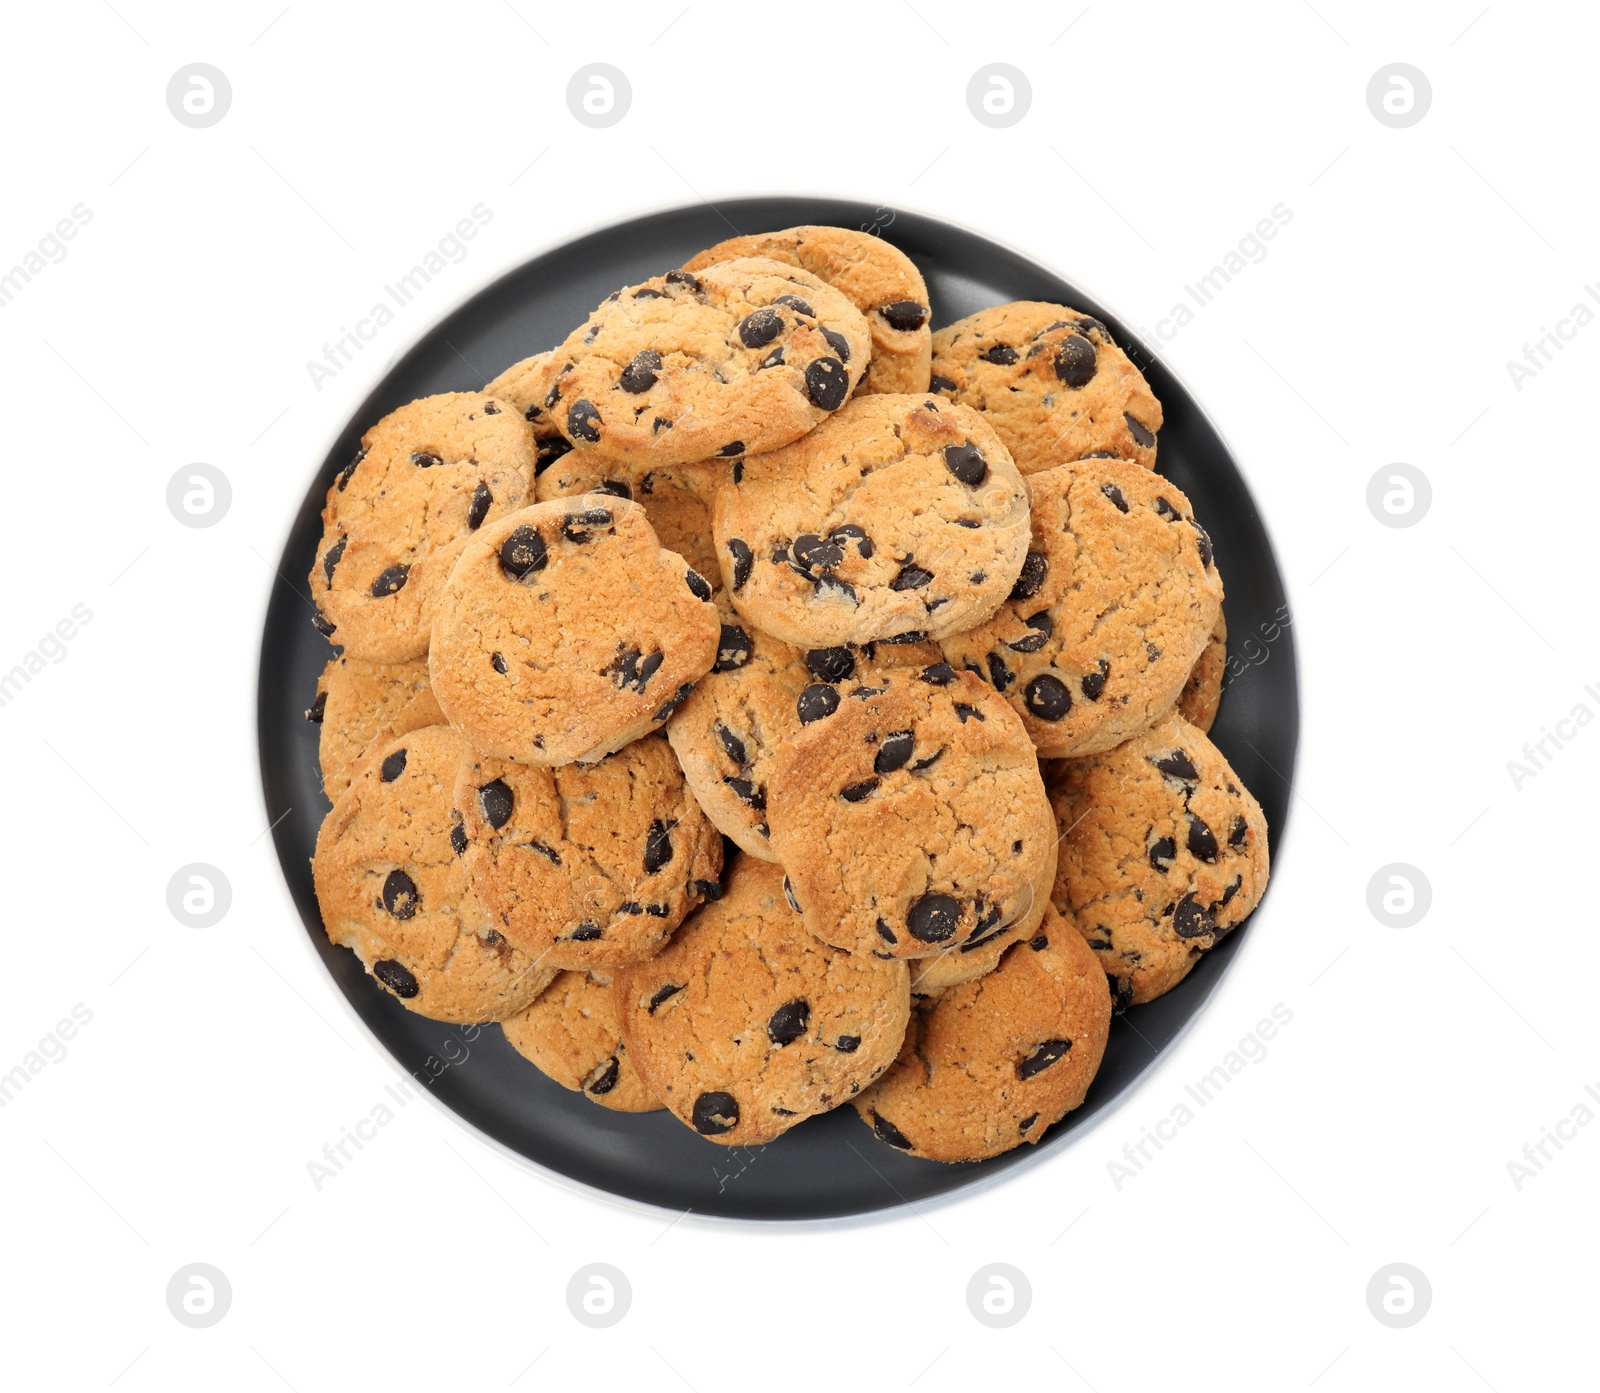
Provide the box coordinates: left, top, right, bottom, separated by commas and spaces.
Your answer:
257, 197, 1298, 1221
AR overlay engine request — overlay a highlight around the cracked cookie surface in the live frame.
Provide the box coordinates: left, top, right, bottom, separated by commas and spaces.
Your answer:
1045, 709, 1269, 1006
429, 496, 719, 765
767, 665, 1056, 962
683, 224, 932, 394
501, 969, 661, 1112
713, 393, 1030, 647
543, 257, 871, 469
940, 456, 1222, 759
930, 301, 1162, 472
619, 857, 910, 1147
854, 911, 1111, 1162
312, 724, 555, 1022
454, 732, 722, 971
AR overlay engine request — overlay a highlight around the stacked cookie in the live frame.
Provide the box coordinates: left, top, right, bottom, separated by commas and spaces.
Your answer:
307, 225, 1270, 1164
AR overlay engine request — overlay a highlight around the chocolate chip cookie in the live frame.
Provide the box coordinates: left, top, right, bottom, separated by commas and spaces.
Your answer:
854, 912, 1111, 1162
929, 301, 1162, 472
1046, 709, 1269, 1005
308, 654, 432, 803
682, 225, 932, 394
767, 664, 1056, 962
429, 497, 720, 765
313, 724, 555, 1022
543, 257, 871, 468
619, 857, 910, 1146
1178, 609, 1227, 733
713, 394, 1030, 647
501, 969, 661, 1112
940, 456, 1222, 759
454, 732, 722, 971
484, 351, 578, 477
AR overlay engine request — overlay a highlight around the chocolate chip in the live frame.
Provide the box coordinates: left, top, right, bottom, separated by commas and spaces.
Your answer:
381, 869, 418, 920
568, 922, 603, 941
561, 506, 612, 542
1187, 814, 1219, 862
910, 748, 943, 772
841, 778, 879, 802
312, 610, 336, 637
877, 628, 923, 642
987, 652, 1015, 691
817, 573, 858, 604
1054, 334, 1097, 388
1029, 934, 1048, 951
321, 536, 346, 587
644, 819, 676, 873
619, 349, 661, 393
370, 565, 409, 597
891, 562, 933, 591
919, 661, 956, 685
1173, 894, 1215, 940
806, 647, 855, 683
410, 451, 442, 468
535, 435, 572, 474
871, 1112, 913, 1149
1075, 315, 1109, 339
943, 441, 988, 486
793, 533, 845, 572
954, 703, 985, 722
647, 983, 683, 1013
1024, 674, 1072, 721
1124, 413, 1156, 448
567, 399, 601, 442
1110, 975, 1134, 1014
500, 525, 547, 579
1019, 1113, 1039, 1133
879, 300, 928, 331
1018, 1038, 1071, 1079
929, 373, 957, 392
1102, 483, 1129, 513
797, 684, 841, 724
725, 777, 765, 809
450, 820, 468, 856
633, 287, 665, 299
718, 440, 746, 458
819, 327, 851, 363
466, 481, 492, 530
1006, 612, 1053, 653
875, 731, 914, 774
1153, 495, 1178, 520
665, 269, 699, 290
980, 344, 1018, 365
586, 1058, 620, 1095
774, 293, 814, 316
1009, 551, 1047, 601
685, 568, 712, 600
652, 416, 673, 433
739, 307, 783, 348
767, 999, 810, 1046
525, 840, 561, 864
692, 879, 723, 901
653, 682, 694, 723
727, 537, 753, 590
490, 651, 508, 674
783, 876, 802, 914
692, 1092, 739, 1135
805, 357, 849, 410
306, 690, 326, 723
1195, 523, 1214, 569
379, 748, 407, 782
1080, 449, 1119, 460
1148, 835, 1176, 871
478, 779, 514, 829
907, 893, 960, 943
829, 524, 872, 559
1081, 660, 1108, 700
336, 445, 367, 491
835, 1035, 861, 1053
876, 918, 897, 945
759, 347, 785, 370
1229, 816, 1250, 848
372, 959, 419, 998
714, 625, 753, 672
1153, 749, 1198, 781
1220, 877, 1242, 908
606, 645, 663, 693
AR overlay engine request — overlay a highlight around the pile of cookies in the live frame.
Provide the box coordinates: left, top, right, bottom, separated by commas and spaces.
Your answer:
305, 225, 1270, 1164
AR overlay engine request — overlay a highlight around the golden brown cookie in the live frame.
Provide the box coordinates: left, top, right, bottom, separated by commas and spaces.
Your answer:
1178, 608, 1227, 733
312, 725, 554, 1022
308, 654, 431, 803
940, 457, 1222, 759
429, 497, 720, 765
767, 664, 1056, 962
682, 224, 932, 394
484, 350, 578, 477
501, 969, 661, 1112
854, 912, 1111, 1162
1046, 710, 1269, 1006
713, 393, 1030, 647
454, 733, 722, 971
543, 258, 871, 468
619, 858, 910, 1146
929, 302, 1162, 472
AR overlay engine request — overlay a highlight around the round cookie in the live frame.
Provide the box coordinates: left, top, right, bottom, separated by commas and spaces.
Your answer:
501, 969, 661, 1112
308, 654, 432, 803
767, 663, 1057, 962
665, 598, 935, 860
484, 351, 578, 477
713, 394, 1030, 647
312, 725, 555, 1023
1046, 709, 1269, 1007
940, 456, 1222, 759
454, 733, 722, 971
854, 912, 1111, 1162
1178, 608, 1227, 733
929, 301, 1163, 472
542, 258, 871, 468
310, 451, 534, 661
429, 497, 720, 765
536, 456, 724, 584
682, 225, 932, 394
619, 858, 910, 1146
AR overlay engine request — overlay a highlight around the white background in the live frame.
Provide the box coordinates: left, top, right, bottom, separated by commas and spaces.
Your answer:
1, 0, 1594, 1387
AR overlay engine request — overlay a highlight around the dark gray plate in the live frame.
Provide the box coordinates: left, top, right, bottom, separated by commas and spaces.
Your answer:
258, 197, 1298, 1221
